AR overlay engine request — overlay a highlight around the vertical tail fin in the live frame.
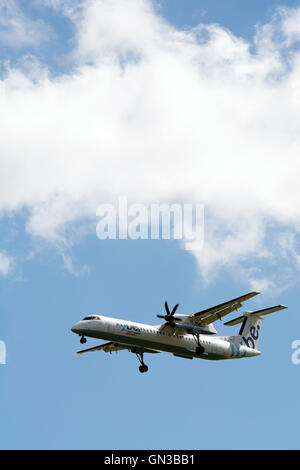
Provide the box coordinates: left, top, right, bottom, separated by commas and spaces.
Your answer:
238, 314, 263, 349
224, 305, 287, 349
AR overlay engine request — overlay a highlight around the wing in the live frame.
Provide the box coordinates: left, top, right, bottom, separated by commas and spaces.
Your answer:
77, 342, 128, 354
188, 291, 260, 326
77, 341, 160, 355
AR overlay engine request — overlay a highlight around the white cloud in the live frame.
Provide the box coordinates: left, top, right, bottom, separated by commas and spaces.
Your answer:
0, 0, 54, 50
0, 252, 13, 277
1, 0, 300, 290
277, 7, 300, 47
0, 340, 6, 365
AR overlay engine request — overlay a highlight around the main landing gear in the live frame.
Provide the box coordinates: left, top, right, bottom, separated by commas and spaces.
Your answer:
139, 363, 148, 373
193, 334, 205, 355
80, 335, 87, 344
131, 348, 149, 373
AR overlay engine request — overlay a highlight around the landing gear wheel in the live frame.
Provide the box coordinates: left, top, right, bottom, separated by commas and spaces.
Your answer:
136, 351, 149, 373
80, 336, 87, 344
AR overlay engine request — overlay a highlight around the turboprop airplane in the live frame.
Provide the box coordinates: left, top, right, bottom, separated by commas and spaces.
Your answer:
71, 292, 287, 373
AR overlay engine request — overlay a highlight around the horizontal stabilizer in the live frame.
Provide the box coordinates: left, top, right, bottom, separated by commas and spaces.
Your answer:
224, 305, 287, 327
249, 305, 288, 316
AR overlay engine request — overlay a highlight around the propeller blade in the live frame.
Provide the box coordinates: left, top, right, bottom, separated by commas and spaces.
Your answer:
170, 304, 179, 316
157, 302, 181, 324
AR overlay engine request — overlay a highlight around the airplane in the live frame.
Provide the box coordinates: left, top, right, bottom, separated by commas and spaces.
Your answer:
71, 292, 287, 373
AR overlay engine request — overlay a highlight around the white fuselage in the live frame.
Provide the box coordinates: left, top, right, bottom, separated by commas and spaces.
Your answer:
71, 315, 261, 360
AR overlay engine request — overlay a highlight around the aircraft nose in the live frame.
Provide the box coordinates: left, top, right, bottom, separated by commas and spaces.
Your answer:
71, 323, 81, 334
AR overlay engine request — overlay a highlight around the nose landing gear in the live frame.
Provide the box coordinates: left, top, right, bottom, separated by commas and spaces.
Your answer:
80, 335, 87, 344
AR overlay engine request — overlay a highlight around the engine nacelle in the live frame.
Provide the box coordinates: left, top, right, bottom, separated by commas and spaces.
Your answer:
172, 316, 218, 335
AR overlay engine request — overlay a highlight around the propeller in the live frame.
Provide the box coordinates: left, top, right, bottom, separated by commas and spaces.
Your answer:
157, 302, 182, 325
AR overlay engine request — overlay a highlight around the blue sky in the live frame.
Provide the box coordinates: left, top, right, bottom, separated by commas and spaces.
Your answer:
1, 0, 300, 450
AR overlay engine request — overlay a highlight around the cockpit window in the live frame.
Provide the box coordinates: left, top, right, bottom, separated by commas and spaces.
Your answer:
82, 315, 101, 321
